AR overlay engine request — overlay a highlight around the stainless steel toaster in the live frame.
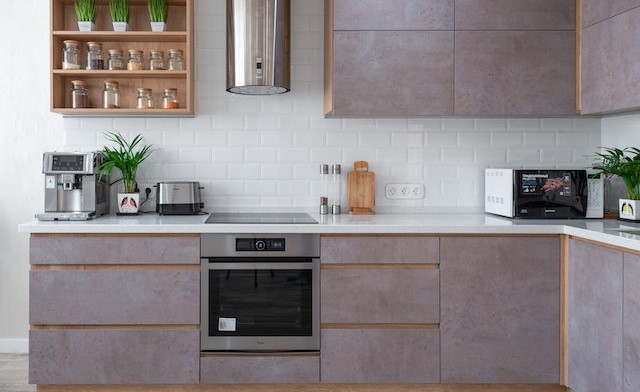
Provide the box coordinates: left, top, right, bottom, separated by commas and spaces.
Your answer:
155, 181, 204, 215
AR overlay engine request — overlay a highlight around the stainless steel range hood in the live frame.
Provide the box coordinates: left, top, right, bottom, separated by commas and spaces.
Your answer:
226, 0, 290, 95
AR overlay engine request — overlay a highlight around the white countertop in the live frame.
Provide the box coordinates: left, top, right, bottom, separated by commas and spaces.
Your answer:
18, 212, 640, 252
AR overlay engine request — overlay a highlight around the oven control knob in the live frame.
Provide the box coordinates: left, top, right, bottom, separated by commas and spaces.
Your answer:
255, 240, 266, 251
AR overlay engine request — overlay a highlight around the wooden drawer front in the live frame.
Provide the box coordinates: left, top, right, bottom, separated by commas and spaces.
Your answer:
30, 235, 199, 265
29, 329, 199, 384
30, 269, 199, 325
321, 236, 439, 264
200, 355, 320, 384
321, 328, 440, 383
322, 269, 439, 323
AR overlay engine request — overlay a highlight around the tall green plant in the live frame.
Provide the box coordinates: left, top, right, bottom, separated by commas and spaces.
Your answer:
74, 0, 97, 23
109, 0, 129, 23
99, 132, 154, 193
593, 147, 640, 200
148, 0, 168, 22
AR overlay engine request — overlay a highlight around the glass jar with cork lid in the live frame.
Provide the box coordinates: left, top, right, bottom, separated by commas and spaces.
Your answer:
102, 80, 120, 109
162, 88, 179, 109
136, 88, 154, 109
62, 40, 81, 70
127, 50, 144, 71
70, 80, 88, 108
86, 42, 104, 70
108, 49, 125, 70
168, 49, 185, 70
149, 50, 165, 70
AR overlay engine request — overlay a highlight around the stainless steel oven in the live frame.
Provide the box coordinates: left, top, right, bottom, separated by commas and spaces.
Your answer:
201, 233, 320, 351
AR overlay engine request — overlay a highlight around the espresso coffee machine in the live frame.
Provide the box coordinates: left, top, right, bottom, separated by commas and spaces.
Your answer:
36, 152, 110, 221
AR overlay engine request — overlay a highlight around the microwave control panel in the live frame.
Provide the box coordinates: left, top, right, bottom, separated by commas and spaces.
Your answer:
236, 238, 285, 252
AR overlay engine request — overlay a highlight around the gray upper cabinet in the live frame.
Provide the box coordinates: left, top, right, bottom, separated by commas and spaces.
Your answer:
583, 0, 640, 27
454, 31, 575, 116
581, 6, 640, 115
624, 253, 640, 392
326, 0, 455, 117
455, 0, 575, 30
325, 0, 576, 117
333, 0, 453, 30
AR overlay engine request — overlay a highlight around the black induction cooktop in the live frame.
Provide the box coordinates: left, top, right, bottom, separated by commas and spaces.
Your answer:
205, 212, 318, 224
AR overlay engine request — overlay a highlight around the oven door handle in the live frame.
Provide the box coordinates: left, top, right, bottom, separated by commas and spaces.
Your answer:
206, 262, 316, 270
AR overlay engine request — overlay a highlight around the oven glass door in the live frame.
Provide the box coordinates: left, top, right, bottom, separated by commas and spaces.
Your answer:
202, 257, 319, 351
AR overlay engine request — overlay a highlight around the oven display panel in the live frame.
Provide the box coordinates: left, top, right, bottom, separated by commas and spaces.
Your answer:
236, 238, 285, 252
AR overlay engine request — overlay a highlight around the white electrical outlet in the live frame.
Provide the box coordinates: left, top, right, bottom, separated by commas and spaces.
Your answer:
385, 183, 424, 199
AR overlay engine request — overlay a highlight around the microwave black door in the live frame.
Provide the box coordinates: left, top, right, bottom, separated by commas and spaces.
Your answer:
515, 170, 588, 218
207, 260, 314, 337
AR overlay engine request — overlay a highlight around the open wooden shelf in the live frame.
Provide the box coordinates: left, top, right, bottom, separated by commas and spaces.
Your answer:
50, 0, 194, 117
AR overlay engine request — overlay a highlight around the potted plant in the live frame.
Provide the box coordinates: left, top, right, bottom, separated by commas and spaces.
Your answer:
109, 0, 130, 31
593, 147, 640, 220
75, 0, 97, 31
99, 132, 154, 214
148, 0, 168, 32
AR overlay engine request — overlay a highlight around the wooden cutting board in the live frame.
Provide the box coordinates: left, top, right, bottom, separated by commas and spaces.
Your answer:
348, 161, 375, 215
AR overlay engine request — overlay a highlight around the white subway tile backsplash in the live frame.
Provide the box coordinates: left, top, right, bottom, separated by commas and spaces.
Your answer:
62, 0, 602, 212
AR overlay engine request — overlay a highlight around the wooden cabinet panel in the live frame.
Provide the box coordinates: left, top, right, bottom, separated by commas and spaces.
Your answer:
568, 239, 623, 392
624, 252, 640, 392
30, 269, 199, 325
333, 0, 453, 30
327, 31, 454, 116
440, 236, 560, 383
320, 328, 440, 383
30, 235, 199, 264
455, 0, 574, 30
454, 31, 575, 115
200, 354, 319, 384
50, 0, 194, 116
29, 329, 199, 384
321, 236, 439, 264
321, 269, 439, 323
581, 7, 640, 115
582, 0, 640, 27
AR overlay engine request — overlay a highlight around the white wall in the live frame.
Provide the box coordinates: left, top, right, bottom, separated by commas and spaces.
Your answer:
0, 0, 602, 351
601, 113, 640, 148
0, 1, 64, 352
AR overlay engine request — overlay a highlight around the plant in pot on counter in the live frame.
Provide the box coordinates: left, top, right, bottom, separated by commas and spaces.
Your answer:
109, 0, 130, 31
75, 0, 97, 31
99, 132, 154, 215
148, 0, 168, 32
593, 147, 640, 220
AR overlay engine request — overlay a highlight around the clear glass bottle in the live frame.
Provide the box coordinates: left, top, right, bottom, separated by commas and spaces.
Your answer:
162, 88, 179, 109
168, 49, 185, 70
136, 88, 154, 109
149, 50, 165, 70
70, 80, 88, 108
62, 40, 81, 70
331, 164, 342, 214
320, 164, 329, 215
86, 42, 104, 70
127, 49, 144, 71
102, 80, 120, 109
107, 49, 125, 70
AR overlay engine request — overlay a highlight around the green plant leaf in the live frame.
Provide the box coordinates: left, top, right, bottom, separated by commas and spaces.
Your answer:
99, 131, 154, 193
592, 147, 640, 199
148, 0, 168, 22
109, 0, 129, 23
75, 0, 97, 23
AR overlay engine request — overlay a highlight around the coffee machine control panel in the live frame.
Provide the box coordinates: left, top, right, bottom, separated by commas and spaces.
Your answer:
43, 152, 96, 175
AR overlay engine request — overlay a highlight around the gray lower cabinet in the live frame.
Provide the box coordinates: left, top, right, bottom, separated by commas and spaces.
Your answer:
624, 253, 640, 391
320, 235, 440, 383
200, 354, 320, 383
321, 328, 440, 383
440, 236, 560, 383
29, 329, 199, 384
568, 239, 623, 392
28, 234, 200, 386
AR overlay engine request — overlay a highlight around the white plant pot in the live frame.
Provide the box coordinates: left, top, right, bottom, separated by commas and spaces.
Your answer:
77, 21, 96, 31
112, 22, 129, 32
150, 21, 167, 32
117, 193, 140, 214
619, 198, 640, 220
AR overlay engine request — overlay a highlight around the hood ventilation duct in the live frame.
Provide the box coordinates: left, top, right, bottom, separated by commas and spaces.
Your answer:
226, 0, 290, 95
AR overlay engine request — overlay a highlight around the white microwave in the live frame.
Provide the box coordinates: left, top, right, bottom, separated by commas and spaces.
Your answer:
485, 168, 603, 219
